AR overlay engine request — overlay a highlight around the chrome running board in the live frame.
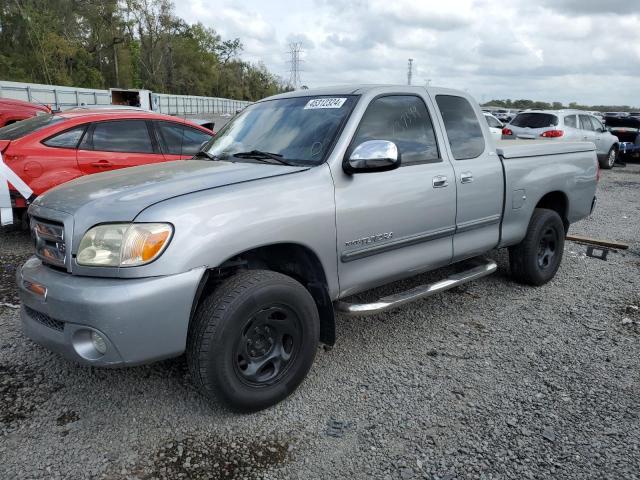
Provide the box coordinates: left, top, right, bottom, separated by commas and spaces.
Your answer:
334, 258, 497, 316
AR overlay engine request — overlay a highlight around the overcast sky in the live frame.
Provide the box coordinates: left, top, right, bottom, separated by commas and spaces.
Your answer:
175, 0, 640, 106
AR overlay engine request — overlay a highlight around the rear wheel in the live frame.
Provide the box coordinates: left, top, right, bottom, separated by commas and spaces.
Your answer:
187, 270, 319, 412
509, 208, 565, 286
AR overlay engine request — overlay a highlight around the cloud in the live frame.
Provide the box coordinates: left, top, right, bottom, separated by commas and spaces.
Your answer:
176, 0, 640, 106
539, 0, 639, 15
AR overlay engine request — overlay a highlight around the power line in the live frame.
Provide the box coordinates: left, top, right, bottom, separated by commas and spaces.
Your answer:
288, 42, 303, 90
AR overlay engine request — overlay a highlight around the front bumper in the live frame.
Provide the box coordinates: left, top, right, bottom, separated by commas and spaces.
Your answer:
17, 257, 205, 367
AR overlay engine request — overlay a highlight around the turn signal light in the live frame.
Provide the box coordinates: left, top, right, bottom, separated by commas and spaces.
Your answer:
540, 130, 564, 138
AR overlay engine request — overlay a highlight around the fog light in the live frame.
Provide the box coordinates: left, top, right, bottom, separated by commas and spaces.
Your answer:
91, 331, 107, 355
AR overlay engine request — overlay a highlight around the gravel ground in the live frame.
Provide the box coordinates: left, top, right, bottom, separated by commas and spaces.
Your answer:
1, 163, 639, 480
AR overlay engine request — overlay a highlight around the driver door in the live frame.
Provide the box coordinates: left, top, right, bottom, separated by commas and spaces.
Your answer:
332, 94, 456, 296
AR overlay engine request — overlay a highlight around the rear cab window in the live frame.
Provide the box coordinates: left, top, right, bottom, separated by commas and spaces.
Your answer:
352, 95, 440, 165
511, 113, 558, 128
0, 114, 64, 140
435, 95, 485, 160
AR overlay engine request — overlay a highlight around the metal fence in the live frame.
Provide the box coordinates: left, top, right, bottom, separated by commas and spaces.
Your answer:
153, 93, 251, 115
0, 80, 111, 110
0, 80, 251, 114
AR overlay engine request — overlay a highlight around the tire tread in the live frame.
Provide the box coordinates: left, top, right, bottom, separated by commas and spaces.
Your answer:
186, 269, 317, 410
509, 208, 565, 286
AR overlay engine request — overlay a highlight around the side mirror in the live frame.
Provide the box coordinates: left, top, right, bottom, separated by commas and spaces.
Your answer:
343, 140, 401, 174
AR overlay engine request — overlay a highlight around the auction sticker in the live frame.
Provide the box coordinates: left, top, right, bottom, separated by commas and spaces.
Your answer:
304, 98, 347, 109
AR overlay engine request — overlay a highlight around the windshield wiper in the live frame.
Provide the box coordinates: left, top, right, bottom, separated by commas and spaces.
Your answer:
192, 150, 219, 161
232, 150, 294, 166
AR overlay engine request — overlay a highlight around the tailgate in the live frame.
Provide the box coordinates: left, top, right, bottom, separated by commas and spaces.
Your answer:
496, 140, 595, 159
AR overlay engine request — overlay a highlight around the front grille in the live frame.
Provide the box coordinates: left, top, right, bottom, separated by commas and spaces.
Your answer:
31, 217, 67, 268
25, 306, 64, 332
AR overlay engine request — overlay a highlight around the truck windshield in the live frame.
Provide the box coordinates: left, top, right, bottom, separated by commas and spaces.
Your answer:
202, 95, 357, 165
511, 113, 558, 128
0, 114, 64, 140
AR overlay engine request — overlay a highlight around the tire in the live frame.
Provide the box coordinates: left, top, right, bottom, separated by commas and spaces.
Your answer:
600, 145, 617, 169
509, 208, 565, 286
187, 269, 320, 412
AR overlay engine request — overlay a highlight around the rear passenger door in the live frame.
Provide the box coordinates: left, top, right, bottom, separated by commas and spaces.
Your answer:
77, 120, 164, 174
431, 92, 504, 261
155, 121, 213, 160
563, 114, 581, 141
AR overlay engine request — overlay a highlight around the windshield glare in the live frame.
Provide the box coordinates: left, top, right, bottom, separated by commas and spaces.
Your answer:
0, 114, 64, 140
204, 95, 357, 164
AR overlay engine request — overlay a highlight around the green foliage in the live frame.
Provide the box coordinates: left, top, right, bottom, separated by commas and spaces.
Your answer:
0, 0, 287, 101
483, 98, 639, 112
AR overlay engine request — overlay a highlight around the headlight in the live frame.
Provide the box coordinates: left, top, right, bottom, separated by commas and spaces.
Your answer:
77, 223, 173, 267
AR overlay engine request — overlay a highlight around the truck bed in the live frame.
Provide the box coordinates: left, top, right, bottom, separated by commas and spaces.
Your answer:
495, 140, 596, 158
495, 140, 598, 249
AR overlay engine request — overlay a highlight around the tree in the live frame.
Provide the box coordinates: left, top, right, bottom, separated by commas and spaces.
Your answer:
0, 0, 288, 101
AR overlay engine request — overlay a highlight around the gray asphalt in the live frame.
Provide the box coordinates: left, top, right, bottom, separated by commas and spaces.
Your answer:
1, 162, 639, 480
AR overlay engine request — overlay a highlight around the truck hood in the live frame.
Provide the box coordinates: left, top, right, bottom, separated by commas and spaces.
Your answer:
32, 160, 308, 222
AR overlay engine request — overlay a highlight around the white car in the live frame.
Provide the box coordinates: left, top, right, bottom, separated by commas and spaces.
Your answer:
483, 112, 503, 140
502, 109, 620, 169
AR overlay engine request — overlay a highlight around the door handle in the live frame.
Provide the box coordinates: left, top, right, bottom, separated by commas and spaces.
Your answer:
90, 160, 113, 168
460, 171, 473, 184
583, 136, 588, 140
432, 175, 448, 188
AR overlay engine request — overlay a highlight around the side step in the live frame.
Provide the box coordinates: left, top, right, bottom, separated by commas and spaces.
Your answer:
334, 258, 497, 316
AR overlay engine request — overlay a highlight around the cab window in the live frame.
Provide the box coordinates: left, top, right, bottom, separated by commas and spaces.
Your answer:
436, 95, 485, 160
352, 95, 440, 165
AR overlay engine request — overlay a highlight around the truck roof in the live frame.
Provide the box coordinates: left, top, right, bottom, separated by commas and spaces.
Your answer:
263, 85, 402, 101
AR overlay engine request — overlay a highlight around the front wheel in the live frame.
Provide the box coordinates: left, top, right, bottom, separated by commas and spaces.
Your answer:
601, 145, 618, 169
509, 208, 565, 286
187, 270, 320, 412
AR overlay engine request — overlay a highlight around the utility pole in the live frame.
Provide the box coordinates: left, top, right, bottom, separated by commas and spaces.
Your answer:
288, 42, 303, 90
407, 58, 413, 86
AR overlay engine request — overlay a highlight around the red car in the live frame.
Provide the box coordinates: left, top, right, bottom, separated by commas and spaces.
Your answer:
0, 109, 214, 215
0, 98, 52, 128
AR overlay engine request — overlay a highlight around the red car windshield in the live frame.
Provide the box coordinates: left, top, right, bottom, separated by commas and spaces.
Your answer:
0, 114, 65, 141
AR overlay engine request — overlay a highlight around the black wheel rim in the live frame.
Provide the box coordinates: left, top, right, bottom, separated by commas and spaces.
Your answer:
233, 305, 302, 386
537, 226, 559, 269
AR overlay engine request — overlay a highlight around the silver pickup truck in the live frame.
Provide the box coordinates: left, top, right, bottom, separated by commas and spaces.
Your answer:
17, 85, 598, 411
